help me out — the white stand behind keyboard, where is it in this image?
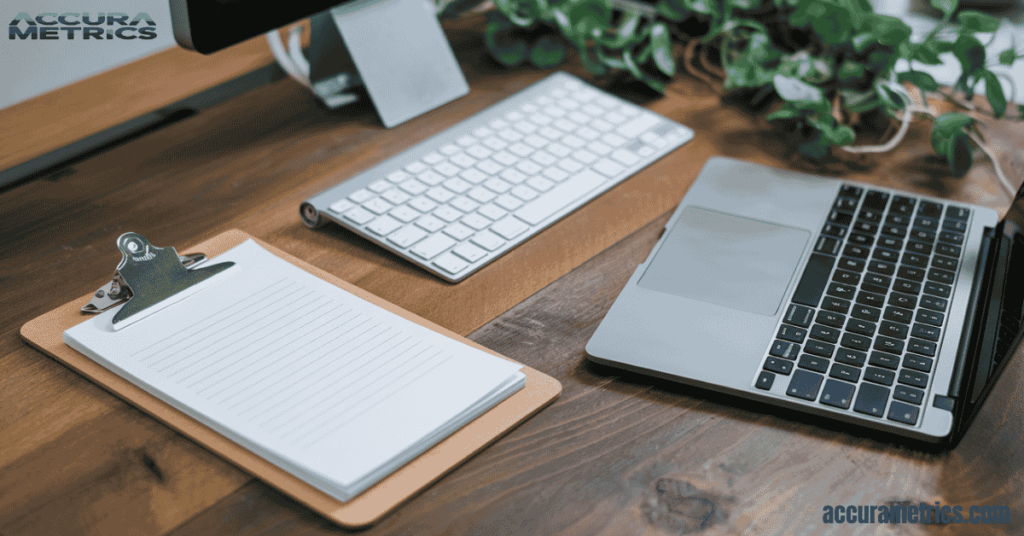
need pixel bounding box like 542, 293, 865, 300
301, 72, 694, 282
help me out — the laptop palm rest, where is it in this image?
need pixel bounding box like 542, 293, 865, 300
638, 206, 809, 316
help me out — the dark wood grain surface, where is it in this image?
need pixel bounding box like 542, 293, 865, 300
2, 18, 1023, 536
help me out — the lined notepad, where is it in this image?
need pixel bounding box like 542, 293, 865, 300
65, 240, 525, 501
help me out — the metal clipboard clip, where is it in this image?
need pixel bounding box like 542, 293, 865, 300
82, 233, 235, 327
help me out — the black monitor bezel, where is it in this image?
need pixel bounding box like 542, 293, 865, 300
170, 0, 344, 54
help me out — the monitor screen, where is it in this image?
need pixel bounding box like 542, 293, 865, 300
170, 0, 346, 53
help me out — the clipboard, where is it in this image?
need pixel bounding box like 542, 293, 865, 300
19, 229, 561, 528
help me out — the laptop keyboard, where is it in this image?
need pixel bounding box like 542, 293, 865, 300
756, 185, 972, 426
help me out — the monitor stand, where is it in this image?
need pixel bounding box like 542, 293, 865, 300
303, 0, 469, 128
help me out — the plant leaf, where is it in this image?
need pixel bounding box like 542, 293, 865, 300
897, 71, 939, 92
766, 107, 802, 121
953, 34, 986, 76
929, 0, 958, 19
773, 74, 824, 103
650, 23, 675, 76
484, 19, 529, 67
529, 34, 568, 68
958, 10, 1000, 33
930, 112, 975, 155
947, 133, 973, 177
870, 14, 912, 46
999, 47, 1019, 66
982, 70, 1007, 118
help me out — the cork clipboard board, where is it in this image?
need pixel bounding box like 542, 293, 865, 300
19, 229, 561, 528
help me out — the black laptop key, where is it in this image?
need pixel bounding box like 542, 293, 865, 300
784, 304, 814, 328
786, 369, 824, 400
864, 366, 895, 386
920, 295, 948, 312
907, 338, 937, 357
798, 354, 830, 373
903, 354, 933, 373
897, 266, 926, 282
853, 221, 879, 235
883, 306, 913, 324
764, 357, 793, 375
878, 236, 903, 251
835, 347, 867, 366
943, 219, 968, 232
820, 379, 856, 409
936, 243, 962, 257
850, 304, 881, 322
841, 332, 872, 351
860, 209, 884, 223
848, 233, 873, 246
887, 400, 920, 425
867, 260, 895, 275
874, 336, 904, 354
830, 363, 861, 383
862, 282, 885, 295
928, 268, 956, 285
869, 351, 901, 369
891, 195, 916, 214
805, 339, 836, 358
932, 255, 957, 270
846, 318, 876, 336
901, 252, 929, 268
810, 325, 841, 344
879, 321, 909, 339
822, 223, 848, 239
945, 205, 970, 220
832, 270, 860, 286
909, 228, 936, 243
916, 309, 944, 326
855, 291, 885, 308
863, 190, 890, 210
834, 196, 858, 212
918, 200, 942, 218
881, 224, 907, 238
844, 244, 870, 259
864, 272, 892, 289
777, 324, 807, 343
914, 216, 939, 230
828, 210, 853, 226
816, 310, 845, 328
837, 257, 865, 273
938, 231, 964, 245
872, 248, 899, 263
822, 295, 851, 314
827, 283, 856, 300
892, 279, 921, 295
770, 340, 801, 360
888, 292, 917, 309
840, 184, 864, 199
791, 254, 835, 307
911, 323, 941, 341
923, 281, 951, 298
886, 213, 911, 226
893, 384, 924, 405
756, 371, 775, 390
898, 369, 929, 388
815, 236, 842, 256
854, 383, 890, 417
906, 240, 933, 256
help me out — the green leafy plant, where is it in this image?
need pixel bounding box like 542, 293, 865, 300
440, 0, 1022, 186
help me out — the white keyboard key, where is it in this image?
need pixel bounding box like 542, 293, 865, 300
387, 170, 411, 183
434, 206, 463, 222
482, 137, 508, 150
527, 176, 554, 192
435, 162, 462, 177
444, 222, 475, 239
426, 187, 456, 203
349, 189, 375, 203
536, 95, 554, 105
462, 213, 491, 230
433, 253, 468, 274
557, 98, 579, 109
363, 198, 393, 214
471, 230, 506, 251
620, 105, 640, 116
344, 207, 375, 224
476, 159, 504, 175
521, 103, 538, 113
450, 153, 477, 168
411, 233, 456, 259
422, 152, 445, 164
640, 132, 659, 143
488, 119, 510, 130
538, 126, 562, 140
408, 196, 437, 213
590, 119, 614, 132
587, 141, 612, 155
516, 160, 543, 176
568, 111, 590, 124
500, 169, 527, 184
468, 186, 497, 203
577, 127, 601, 140
529, 113, 553, 126
648, 137, 668, 148
460, 168, 489, 184
367, 215, 402, 235
493, 151, 519, 166
368, 180, 391, 193
495, 194, 524, 211
390, 205, 420, 222
505, 111, 525, 122
543, 106, 566, 118
479, 204, 508, 220
638, 146, 656, 157
491, 216, 528, 240
572, 149, 598, 164
443, 178, 471, 194
499, 129, 524, 142
381, 189, 411, 205
611, 149, 640, 166
582, 104, 603, 116
450, 196, 480, 213
387, 225, 428, 248
554, 118, 576, 132
508, 143, 534, 157
524, 134, 548, 148
400, 179, 428, 195
596, 96, 618, 108
329, 199, 355, 214
543, 167, 569, 182
531, 151, 558, 166
605, 112, 626, 124
472, 127, 494, 138
514, 121, 538, 134
576, 89, 597, 102
601, 133, 627, 147
457, 135, 477, 147
417, 170, 445, 186
415, 214, 445, 232
562, 135, 585, 148
547, 143, 571, 157
484, 178, 512, 193
617, 113, 659, 137
511, 185, 539, 201
593, 158, 625, 177
551, 88, 568, 98
515, 169, 604, 225
440, 144, 461, 155
557, 159, 585, 173
466, 145, 492, 159
405, 161, 428, 174
453, 242, 487, 262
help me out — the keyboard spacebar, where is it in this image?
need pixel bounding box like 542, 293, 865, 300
515, 170, 605, 226
791, 253, 836, 307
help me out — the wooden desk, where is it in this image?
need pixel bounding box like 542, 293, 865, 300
2, 19, 1023, 536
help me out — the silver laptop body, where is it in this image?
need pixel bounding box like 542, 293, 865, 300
587, 157, 1000, 442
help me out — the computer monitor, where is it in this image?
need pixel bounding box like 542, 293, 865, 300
169, 0, 469, 127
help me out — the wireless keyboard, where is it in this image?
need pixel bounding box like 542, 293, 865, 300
301, 72, 693, 282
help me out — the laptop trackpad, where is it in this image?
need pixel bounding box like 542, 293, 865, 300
638, 206, 810, 316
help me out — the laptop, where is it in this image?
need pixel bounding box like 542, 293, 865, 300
586, 157, 1024, 444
